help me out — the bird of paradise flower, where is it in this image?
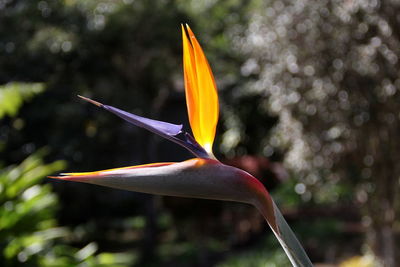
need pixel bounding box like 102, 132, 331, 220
49, 25, 313, 267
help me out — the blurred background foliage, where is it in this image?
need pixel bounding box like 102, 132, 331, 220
0, 83, 133, 266
0, 0, 398, 266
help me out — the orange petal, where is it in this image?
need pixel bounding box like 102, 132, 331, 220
182, 24, 219, 154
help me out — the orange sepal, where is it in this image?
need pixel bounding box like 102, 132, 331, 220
182, 24, 219, 155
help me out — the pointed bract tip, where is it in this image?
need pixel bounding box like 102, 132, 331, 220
78, 95, 103, 107
47, 175, 64, 180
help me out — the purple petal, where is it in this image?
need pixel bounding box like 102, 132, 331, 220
103, 105, 182, 136
78, 95, 210, 159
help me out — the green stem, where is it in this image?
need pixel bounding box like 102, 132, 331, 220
256, 199, 313, 267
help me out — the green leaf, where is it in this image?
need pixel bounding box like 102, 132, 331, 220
0, 82, 45, 118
